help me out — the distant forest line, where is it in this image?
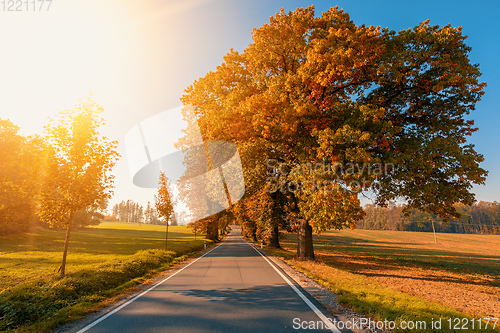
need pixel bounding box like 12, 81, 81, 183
109, 200, 182, 226
358, 201, 500, 234
110, 200, 500, 235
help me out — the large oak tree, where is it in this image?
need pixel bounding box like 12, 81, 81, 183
182, 6, 487, 259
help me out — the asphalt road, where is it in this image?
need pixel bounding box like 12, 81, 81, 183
74, 226, 347, 333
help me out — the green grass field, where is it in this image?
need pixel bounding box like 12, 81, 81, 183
0, 222, 210, 332
266, 230, 500, 333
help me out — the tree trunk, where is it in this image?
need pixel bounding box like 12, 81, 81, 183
165, 222, 169, 250
60, 223, 72, 277
296, 219, 314, 260
252, 228, 257, 242
219, 224, 226, 237
268, 225, 281, 248
206, 217, 219, 241
431, 220, 437, 244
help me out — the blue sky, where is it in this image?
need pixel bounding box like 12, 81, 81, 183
0, 0, 498, 208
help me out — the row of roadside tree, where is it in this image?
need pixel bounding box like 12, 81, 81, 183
179, 6, 488, 259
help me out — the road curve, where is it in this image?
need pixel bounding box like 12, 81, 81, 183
73, 226, 347, 333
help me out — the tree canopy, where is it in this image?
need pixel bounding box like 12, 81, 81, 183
38, 97, 119, 275
182, 6, 487, 258
0, 120, 45, 235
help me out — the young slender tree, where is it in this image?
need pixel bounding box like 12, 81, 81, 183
155, 172, 175, 250
38, 97, 119, 276
182, 6, 487, 259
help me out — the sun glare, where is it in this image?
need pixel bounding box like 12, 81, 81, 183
0, 0, 136, 135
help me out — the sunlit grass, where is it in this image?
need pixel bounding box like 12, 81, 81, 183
0, 222, 205, 289
0, 222, 210, 332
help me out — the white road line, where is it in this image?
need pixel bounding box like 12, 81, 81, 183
76, 243, 223, 333
249, 245, 341, 333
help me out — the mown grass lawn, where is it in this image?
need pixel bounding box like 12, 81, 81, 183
266, 230, 500, 332
0, 222, 211, 332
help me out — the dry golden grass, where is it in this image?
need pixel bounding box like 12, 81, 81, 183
270, 229, 500, 332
